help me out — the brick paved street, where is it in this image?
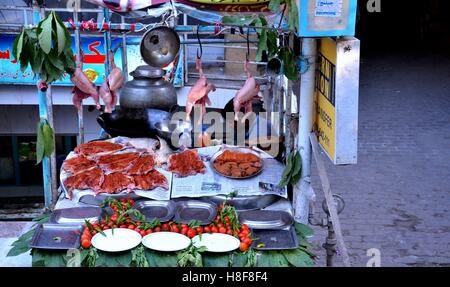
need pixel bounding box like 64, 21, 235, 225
309, 53, 450, 267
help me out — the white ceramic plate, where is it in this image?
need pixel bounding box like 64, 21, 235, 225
91, 228, 142, 252
192, 233, 240, 253
142, 232, 191, 252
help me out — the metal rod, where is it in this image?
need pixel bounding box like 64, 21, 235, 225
103, 8, 111, 75
46, 86, 58, 209
73, 6, 84, 144
188, 73, 268, 81
293, 38, 317, 223
187, 59, 265, 65
121, 16, 128, 82
33, 2, 52, 210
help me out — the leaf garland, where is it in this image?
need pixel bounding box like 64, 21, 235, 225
12, 11, 75, 84
36, 119, 55, 164
279, 150, 302, 187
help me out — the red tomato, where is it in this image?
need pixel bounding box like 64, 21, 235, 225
181, 227, 188, 235
120, 224, 127, 228
103, 226, 110, 230
171, 225, 180, 233
81, 235, 90, 242
196, 227, 203, 234
181, 224, 188, 229
140, 231, 146, 237
153, 227, 161, 232
128, 224, 135, 229
161, 223, 170, 231
243, 238, 252, 246
239, 242, 249, 252
241, 224, 249, 230
211, 226, 218, 233
146, 229, 153, 235
226, 229, 232, 235
240, 229, 249, 237
81, 239, 91, 249
204, 226, 211, 233
134, 228, 141, 233
92, 230, 98, 236
128, 199, 134, 206
219, 227, 226, 234
186, 228, 197, 239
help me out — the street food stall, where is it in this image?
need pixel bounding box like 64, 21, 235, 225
7, 0, 359, 267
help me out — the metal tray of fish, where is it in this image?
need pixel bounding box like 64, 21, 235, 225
130, 200, 176, 222
29, 223, 83, 250
173, 200, 217, 225
237, 210, 294, 230
49, 207, 102, 225
204, 194, 279, 211
252, 227, 299, 250
210, 147, 264, 179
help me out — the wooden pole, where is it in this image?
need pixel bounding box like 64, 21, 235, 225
310, 132, 351, 267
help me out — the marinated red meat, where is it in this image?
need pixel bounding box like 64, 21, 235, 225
63, 155, 97, 174
99, 172, 133, 194
74, 141, 124, 157
167, 149, 206, 177
64, 167, 104, 197
96, 152, 140, 174
126, 154, 155, 175
132, 170, 169, 190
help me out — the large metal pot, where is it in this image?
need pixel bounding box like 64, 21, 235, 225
120, 65, 177, 110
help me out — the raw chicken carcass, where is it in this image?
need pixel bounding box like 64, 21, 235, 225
70, 52, 100, 110
64, 167, 104, 198
99, 52, 123, 113
63, 155, 97, 174
99, 172, 134, 194
185, 57, 216, 124
167, 149, 206, 177
233, 60, 261, 122
99, 80, 117, 113
96, 152, 141, 174
131, 170, 169, 190
107, 51, 124, 92
126, 154, 156, 175
74, 141, 124, 157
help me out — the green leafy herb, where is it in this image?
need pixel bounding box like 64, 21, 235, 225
131, 245, 149, 267
13, 11, 75, 85
177, 244, 207, 267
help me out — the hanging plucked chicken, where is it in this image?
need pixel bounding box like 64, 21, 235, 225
70, 51, 101, 111
233, 31, 261, 122
99, 51, 124, 113
84, 0, 163, 12
185, 29, 216, 124
233, 60, 261, 122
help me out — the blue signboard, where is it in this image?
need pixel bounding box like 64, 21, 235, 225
0, 35, 123, 86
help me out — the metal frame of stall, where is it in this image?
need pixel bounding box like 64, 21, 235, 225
0, 0, 353, 267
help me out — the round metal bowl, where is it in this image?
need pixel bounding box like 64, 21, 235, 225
203, 194, 279, 211
210, 147, 264, 179
154, 119, 192, 148
140, 26, 180, 67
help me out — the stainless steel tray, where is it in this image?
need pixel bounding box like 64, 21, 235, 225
49, 207, 102, 225
78, 193, 142, 206
131, 200, 176, 222
29, 224, 83, 250
252, 227, 299, 250
237, 210, 294, 230
173, 200, 217, 225
204, 194, 279, 211
210, 147, 264, 179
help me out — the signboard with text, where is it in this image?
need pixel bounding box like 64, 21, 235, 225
313, 37, 359, 165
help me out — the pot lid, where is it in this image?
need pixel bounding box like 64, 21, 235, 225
130, 65, 163, 78
140, 26, 180, 67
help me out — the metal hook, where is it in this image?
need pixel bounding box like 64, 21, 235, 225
246, 28, 250, 62
196, 25, 202, 59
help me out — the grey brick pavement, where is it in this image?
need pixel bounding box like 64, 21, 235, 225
308, 53, 450, 267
